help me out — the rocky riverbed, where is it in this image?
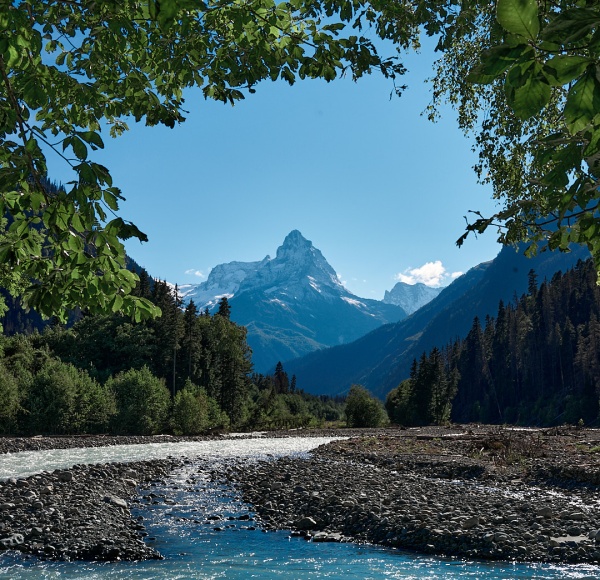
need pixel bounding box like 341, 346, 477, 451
0, 458, 181, 562
225, 426, 600, 565
2, 426, 600, 565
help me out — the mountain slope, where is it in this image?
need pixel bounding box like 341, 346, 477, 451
178, 231, 407, 372
285, 245, 590, 398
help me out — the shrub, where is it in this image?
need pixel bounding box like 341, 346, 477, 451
24, 359, 115, 434
385, 379, 415, 426
172, 380, 229, 435
345, 385, 387, 428
107, 366, 171, 435
0, 363, 20, 434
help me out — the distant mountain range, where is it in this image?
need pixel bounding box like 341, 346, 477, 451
178, 230, 415, 372
383, 282, 442, 314
284, 244, 590, 398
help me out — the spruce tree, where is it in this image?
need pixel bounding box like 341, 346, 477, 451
217, 296, 231, 320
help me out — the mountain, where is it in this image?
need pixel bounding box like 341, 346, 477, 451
285, 244, 590, 398
178, 231, 408, 372
179, 257, 270, 311
383, 282, 442, 314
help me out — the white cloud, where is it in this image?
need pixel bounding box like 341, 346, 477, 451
394, 261, 462, 287
185, 268, 206, 279
337, 273, 347, 287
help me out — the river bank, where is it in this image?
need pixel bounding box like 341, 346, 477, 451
0, 458, 181, 561
1, 425, 600, 565
225, 425, 600, 565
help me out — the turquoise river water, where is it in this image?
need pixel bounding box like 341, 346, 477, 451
0, 436, 599, 579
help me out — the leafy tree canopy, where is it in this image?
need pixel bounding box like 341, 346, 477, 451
4, 0, 600, 324
0, 0, 403, 321
418, 0, 600, 267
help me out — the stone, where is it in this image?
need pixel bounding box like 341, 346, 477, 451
56, 471, 73, 483
536, 507, 553, 518
462, 516, 479, 530
103, 495, 128, 509
551, 535, 588, 546
295, 517, 317, 531
0, 533, 24, 549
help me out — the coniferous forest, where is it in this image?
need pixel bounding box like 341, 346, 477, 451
3, 258, 600, 434
386, 259, 600, 427
0, 273, 344, 436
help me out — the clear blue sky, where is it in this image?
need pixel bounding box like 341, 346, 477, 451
48, 40, 502, 300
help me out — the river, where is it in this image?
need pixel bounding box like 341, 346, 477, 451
1, 436, 598, 579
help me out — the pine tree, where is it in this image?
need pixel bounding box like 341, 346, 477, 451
273, 361, 290, 394
217, 296, 231, 320
181, 300, 201, 384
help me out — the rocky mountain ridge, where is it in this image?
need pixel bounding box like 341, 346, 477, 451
383, 282, 442, 314
177, 231, 409, 371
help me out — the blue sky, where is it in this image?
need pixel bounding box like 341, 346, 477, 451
48, 40, 502, 300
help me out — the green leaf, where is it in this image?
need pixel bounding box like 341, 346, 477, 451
6, 45, 21, 67
76, 163, 97, 185
496, 0, 540, 40
111, 294, 124, 312
78, 131, 104, 150
564, 69, 600, 134
467, 44, 530, 84
510, 78, 550, 119
71, 136, 88, 161
544, 56, 591, 87
25, 138, 37, 153
543, 8, 600, 44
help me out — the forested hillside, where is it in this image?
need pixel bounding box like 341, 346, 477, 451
287, 244, 589, 398
0, 275, 343, 435
386, 259, 600, 427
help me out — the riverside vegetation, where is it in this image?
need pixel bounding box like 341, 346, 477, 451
2, 258, 600, 437
0, 276, 344, 436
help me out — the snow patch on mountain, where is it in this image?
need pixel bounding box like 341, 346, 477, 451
341, 296, 367, 309
178, 258, 268, 309
307, 276, 321, 293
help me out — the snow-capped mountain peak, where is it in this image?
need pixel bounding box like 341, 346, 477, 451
174, 231, 407, 370
238, 230, 343, 295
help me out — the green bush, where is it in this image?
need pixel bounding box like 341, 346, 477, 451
345, 385, 387, 428
172, 380, 229, 435
24, 359, 115, 434
0, 363, 20, 434
107, 366, 171, 435
385, 379, 415, 426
